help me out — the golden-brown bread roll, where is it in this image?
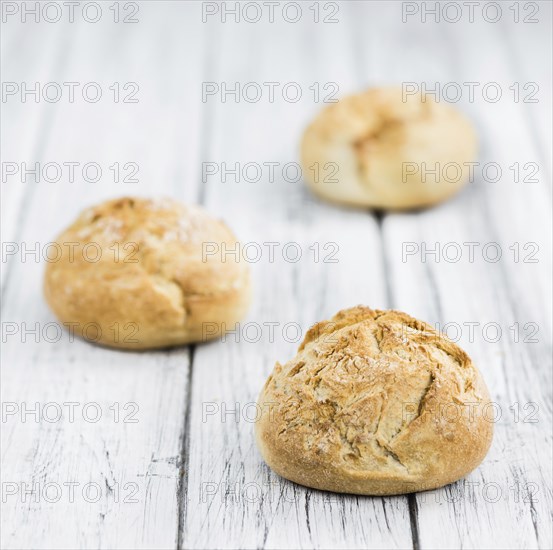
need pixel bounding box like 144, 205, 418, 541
44, 197, 251, 349
255, 306, 493, 495
301, 87, 477, 210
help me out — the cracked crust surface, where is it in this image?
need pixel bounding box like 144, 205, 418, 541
255, 306, 493, 495
44, 197, 251, 349
301, 87, 477, 210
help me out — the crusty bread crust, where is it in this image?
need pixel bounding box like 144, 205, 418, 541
255, 306, 493, 495
301, 87, 477, 210
44, 197, 251, 349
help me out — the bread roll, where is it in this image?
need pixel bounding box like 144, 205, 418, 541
301, 87, 477, 210
255, 306, 493, 495
44, 197, 251, 349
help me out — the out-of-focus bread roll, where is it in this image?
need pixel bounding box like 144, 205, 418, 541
301, 87, 477, 209
44, 197, 251, 349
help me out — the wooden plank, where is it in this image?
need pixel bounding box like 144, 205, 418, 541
1, 340, 189, 549
501, 1, 552, 183
1, 4, 206, 548
182, 9, 413, 549
1, 22, 72, 292
355, 8, 553, 549
384, 206, 552, 550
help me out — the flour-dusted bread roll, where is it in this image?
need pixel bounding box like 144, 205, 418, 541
301, 87, 477, 210
255, 306, 493, 495
44, 197, 251, 349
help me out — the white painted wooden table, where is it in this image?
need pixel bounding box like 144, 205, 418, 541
1, 1, 552, 548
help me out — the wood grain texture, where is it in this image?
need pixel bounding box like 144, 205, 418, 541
181, 13, 413, 550
1, 5, 205, 549
1, 1, 551, 549
0, 22, 72, 293
351, 3, 552, 548
502, 1, 552, 184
